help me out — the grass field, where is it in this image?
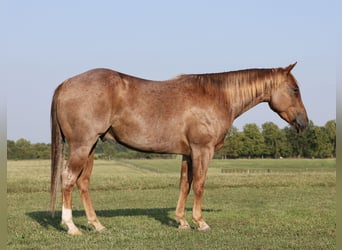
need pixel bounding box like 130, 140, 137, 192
7, 158, 336, 249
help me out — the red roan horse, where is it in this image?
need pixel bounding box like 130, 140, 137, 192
51, 63, 308, 234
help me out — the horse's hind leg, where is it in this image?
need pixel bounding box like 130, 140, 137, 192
191, 146, 213, 231
61, 144, 93, 235
175, 155, 193, 229
76, 149, 106, 232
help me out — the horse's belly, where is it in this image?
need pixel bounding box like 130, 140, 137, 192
110, 124, 189, 155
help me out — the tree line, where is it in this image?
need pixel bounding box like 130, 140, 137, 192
7, 119, 335, 160
215, 120, 335, 159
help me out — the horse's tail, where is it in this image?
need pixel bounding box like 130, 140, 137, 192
50, 83, 65, 217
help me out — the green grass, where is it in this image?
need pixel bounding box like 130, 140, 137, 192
7, 158, 336, 249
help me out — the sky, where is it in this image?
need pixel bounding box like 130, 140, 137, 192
3, 1, 336, 143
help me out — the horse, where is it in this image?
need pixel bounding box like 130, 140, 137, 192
50, 63, 308, 235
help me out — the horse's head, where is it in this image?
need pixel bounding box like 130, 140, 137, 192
269, 63, 308, 132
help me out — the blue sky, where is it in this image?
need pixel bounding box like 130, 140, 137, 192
3, 1, 336, 143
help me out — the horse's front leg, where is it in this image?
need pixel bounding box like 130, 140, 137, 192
175, 155, 193, 229
191, 146, 213, 231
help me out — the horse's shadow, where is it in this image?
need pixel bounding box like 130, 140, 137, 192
27, 208, 220, 232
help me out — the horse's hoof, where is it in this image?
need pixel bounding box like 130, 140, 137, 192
61, 220, 82, 235
97, 226, 108, 233
88, 220, 107, 233
68, 228, 82, 235
198, 224, 210, 231
196, 221, 210, 231
178, 224, 191, 230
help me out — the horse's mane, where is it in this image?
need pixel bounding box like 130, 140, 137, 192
175, 68, 283, 105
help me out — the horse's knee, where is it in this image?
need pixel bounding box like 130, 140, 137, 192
193, 179, 205, 196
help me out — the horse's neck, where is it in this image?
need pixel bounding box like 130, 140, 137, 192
232, 94, 267, 119
227, 78, 273, 119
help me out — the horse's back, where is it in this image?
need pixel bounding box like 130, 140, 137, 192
60, 68, 122, 89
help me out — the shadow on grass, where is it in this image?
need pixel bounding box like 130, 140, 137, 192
27, 207, 220, 231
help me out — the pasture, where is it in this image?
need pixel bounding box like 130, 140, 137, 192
7, 158, 336, 249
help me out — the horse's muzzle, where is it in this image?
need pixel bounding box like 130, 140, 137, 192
293, 112, 309, 133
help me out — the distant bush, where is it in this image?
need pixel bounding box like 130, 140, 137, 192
7, 139, 50, 160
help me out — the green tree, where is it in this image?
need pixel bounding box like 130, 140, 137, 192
241, 123, 264, 158
262, 122, 289, 158
32, 143, 50, 159
215, 126, 244, 159
15, 138, 34, 159
283, 126, 305, 158
7, 140, 17, 159
101, 141, 118, 160
225, 127, 245, 158
324, 120, 336, 157
316, 126, 333, 158
300, 120, 332, 158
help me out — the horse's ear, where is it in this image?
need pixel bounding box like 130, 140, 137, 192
284, 62, 297, 74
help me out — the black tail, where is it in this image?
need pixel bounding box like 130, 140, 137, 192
50, 84, 65, 217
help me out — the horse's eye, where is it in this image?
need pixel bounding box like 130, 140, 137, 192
293, 87, 299, 96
